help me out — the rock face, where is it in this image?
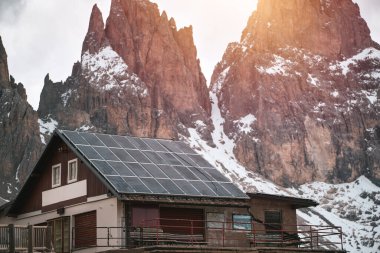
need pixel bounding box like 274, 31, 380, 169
211, 0, 380, 186
0, 37, 9, 88
0, 36, 42, 199
38, 0, 211, 140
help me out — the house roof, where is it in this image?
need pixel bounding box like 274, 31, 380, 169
247, 192, 318, 209
57, 130, 248, 200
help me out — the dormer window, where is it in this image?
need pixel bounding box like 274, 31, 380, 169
52, 164, 61, 188
68, 159, 78, 183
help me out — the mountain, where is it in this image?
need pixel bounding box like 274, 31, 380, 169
210, 0, 380, 187
0, 36, 42, 199
38, 0, 212, 140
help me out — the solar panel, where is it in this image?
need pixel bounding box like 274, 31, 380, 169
205, 182, 231, 196
157, 179, 184, 195
106, 176, 135, 193
174, 154, 198, 167
108, 161, 135, 177
126, 149, 151, 163
110, 148, 136, 162
79, 132, 104, 146
143, 151, 166, 164
125, 163, 152, 177
63, 131, 88, 145
191, 181, 217, 196
158, 165, 184, 179
123, 177, 152, 193
60, 130, 248, 199
188, 167, 214, 181
143, 139, 168, 152
173, 166, 199, 180
92, 160, 118, 175
175, 142, 197, 154
96, 134, 121, 148
173, 180, 201, 196
158, 140, 183, 153
112, 136, 136, 149
93, 146, 119, 161
187, 154, 213, 168
141, 163, 168, 178
159, 152, 183, 165
76, 145, 103, 160
129, 137, 152, 150
140, 178, 167, 194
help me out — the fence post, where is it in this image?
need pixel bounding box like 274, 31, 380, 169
28, 225, 34, 253
8, 224, 15, 253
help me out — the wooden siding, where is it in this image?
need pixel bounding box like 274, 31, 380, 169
160, 207, 204, 235
16, 138, 108, 214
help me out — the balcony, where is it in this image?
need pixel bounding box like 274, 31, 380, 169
72, 218, 344, 252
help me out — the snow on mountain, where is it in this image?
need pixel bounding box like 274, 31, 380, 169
291, 176, 380, 253
183, 91, 290, 196
38, 116, 58, 144
81, 46, 148, 97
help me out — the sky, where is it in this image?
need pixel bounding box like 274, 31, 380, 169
0, 0, 379, 110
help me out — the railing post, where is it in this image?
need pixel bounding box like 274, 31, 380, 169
8, 224, 15, 253
107, 227, 110, 247
309, 226, 313, 249
191, 220, 194, 244
340, 227, 343, 251
316, 228, 319, 248
222, 222, 225, 247
27, 225, 34, 253
46, 226, 52, 251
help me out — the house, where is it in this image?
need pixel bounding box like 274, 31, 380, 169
0, 130, 343, 253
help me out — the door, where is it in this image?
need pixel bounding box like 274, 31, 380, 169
74, 211, 97, 248
47, 217, 70, 253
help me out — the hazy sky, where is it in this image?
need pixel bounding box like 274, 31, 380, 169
0, 0, 378, 110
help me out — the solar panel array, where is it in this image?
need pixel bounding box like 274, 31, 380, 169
60, 130, 248, 199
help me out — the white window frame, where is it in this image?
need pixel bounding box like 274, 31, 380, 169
52, 164, 61, 188
67, 158, 78, 183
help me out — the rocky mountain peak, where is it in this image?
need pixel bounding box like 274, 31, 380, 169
211, 0, 380, 187
242, 0, 376, 58
0, 38, 42, 199
38, 0, 211, 140
82, 4, 106, 55
0, 36, 10, 88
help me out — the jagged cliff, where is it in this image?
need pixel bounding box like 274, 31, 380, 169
210, 0, 380, 187
0, 36, 42, 199
38, 0, 211, 139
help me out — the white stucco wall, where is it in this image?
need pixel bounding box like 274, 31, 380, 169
0, 195, 125, 253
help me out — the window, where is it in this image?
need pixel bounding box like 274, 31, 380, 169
232, 214, 252, 230
52, 164, 61, 188
264, 210, 282, 233
67, 159, 78, 183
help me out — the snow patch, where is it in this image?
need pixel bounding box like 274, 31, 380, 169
38, 117, 58, 144
212, 67, 230, 93
233, 114, 257, 134
61, 89, 72, 107
257, 55, 293, 76
290, 176, 380, 253
82, 46, 148, 97
329, 47, 380, 75
361, 90, 378, 104
330, 90, 339, 97
307, 74, 319, 86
